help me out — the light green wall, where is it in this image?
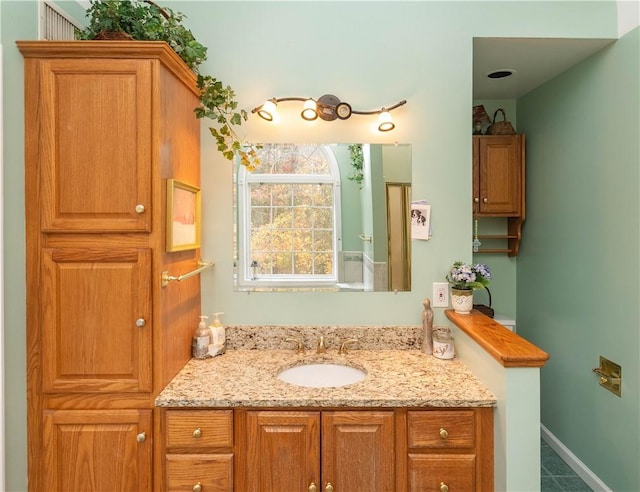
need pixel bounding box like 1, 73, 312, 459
334, 144, 364, 252
190, 0, 617, 326
2, 1, 620, 490
369, 144, 387, 263
382, 144, 411, 183
2, 2, 38, 489
517, 27, 640, 491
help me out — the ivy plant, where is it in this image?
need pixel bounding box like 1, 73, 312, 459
194, 75, 259, 170
76, 0, 258, 169
347, 144, 365, 188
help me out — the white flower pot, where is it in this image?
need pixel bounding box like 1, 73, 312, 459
451, 288, 473, 314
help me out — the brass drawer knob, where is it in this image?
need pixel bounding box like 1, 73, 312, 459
440, 482, 449, 492
439, 428, 448, 439
135, 318, 146, 328
193, 427, 202, 438
135, 204, 146, 214
325, 483, 334, 492
308, 482, 318, 492
136, 432, 146, 443
192, 482, 202, 492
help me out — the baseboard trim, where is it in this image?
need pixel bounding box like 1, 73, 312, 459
540, 424, 611, 492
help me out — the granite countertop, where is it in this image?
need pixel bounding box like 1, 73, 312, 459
155, 348, 496, 408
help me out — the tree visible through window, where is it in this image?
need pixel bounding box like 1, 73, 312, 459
237, 144, 341, 287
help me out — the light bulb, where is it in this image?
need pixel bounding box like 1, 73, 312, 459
301, 99, 318, 121
377, 110, 395, 132
257, 99, 277, 121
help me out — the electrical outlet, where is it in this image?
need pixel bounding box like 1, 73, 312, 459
432, 282, 449, 307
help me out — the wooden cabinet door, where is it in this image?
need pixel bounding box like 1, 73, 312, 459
38, 58, 152, 232
42, 409, 152, 492
245, 411, 320, 492
322, 411, 395, 492
41, 248, 152, 393
475, 135, 522, 216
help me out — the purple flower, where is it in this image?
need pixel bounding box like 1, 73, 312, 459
473, 263, 491, 280
446, 261, 491, 290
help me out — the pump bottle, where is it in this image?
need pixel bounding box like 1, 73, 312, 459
192, 315, 210, 359
208, 312, 226, 357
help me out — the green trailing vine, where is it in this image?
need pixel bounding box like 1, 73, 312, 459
76, 0, 259, 169
347, 144, 365, 187
193, 75, 259, 170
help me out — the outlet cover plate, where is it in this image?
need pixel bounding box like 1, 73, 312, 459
433, 282, 449, 307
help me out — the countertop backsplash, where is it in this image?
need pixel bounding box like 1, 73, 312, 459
225, 325, 423, 351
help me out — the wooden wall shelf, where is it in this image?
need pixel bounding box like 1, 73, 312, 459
472, 135, 526, 256
473, 217, 524, 257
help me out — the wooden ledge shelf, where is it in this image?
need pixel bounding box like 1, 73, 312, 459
446, 309, 549, 368
477, 234, 519, 239
474, 248, 513, 255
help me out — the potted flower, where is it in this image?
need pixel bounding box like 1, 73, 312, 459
445, 261, 491, 314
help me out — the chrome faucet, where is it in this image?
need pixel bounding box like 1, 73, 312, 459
317, 336, 327, 354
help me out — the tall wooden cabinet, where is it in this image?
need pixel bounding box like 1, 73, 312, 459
19, 41, 202, 491
472, 135, 526, 256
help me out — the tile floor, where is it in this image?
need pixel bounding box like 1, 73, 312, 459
541, 438, 592, 491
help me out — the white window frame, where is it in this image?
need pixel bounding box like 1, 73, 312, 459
39, 1, 82, 40
237, 145, 342, 289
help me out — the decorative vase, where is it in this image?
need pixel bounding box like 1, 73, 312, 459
451, 288, 473, 314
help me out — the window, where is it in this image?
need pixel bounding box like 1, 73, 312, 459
40, 2, 81, 40
237, 144, 341, 289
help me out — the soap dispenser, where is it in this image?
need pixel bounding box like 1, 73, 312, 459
192, 315, 210, 359
208, 312, 226, 357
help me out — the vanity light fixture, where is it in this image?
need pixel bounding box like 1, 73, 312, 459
252, 94, 407, 132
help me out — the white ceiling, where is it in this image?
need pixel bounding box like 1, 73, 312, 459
473, 37, 615, 99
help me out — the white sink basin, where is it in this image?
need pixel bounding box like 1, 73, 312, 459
278, 363, 367, 388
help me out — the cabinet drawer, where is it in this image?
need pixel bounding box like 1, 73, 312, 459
408, 454, 475, 491
408, 410, 475, 448
166, 454, 233, 491
166, 410, 233, 450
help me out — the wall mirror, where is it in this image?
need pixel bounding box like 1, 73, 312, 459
233, 143, 412, 292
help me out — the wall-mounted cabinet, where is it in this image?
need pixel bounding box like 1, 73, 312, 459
472, 135, 526, 256
19, 41, 201, 491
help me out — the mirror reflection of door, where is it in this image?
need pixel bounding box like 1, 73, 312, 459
386, 183, 411, 291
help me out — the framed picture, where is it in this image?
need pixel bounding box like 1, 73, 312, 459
166, 179, 201, 252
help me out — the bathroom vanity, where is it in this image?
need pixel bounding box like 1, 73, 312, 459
155, 327, 496, 491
